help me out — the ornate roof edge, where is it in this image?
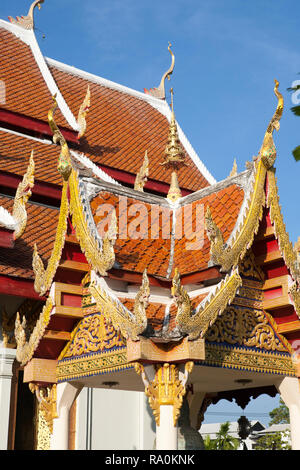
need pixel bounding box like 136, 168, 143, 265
68, 168, 116, 276
45, 57, 216, 186
32, 179, 69, 296
266, 168, 300, 282
205, 158, 266, 272
15, 284, 55, 366
70, 150, 121, 186
0, 150, 35, 238
0, 19, 79, 131
175, 268, 242, 340
88, 270, 147, 341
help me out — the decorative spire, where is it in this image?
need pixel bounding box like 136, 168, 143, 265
8, 0, 44, 30
161, 89, 187, 202
77, 85, 91, 139
48, 94, 72, 181
144, 42, 175, 100
259, 79, 284, 169
162, 89, 186, 168
134, 150, 149, 192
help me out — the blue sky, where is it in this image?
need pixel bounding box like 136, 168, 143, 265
1, 0, 299, 425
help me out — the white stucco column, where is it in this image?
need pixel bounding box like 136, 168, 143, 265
50, 382, 82, 450
156, 405, 178, 450
0, 348, 16, 450
276, 376, 300, 450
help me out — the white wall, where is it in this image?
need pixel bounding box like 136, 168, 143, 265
76, 387, 155, 450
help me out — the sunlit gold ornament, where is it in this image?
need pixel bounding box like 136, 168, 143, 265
259, 79, 284, 169
135, 361, 194, 426
12, 151, 35, 240
134, 150, 149, 192
48, 94, 72, 181
77, 85, 91, 139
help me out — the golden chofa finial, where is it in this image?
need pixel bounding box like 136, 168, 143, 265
144, 42, 175, 100
259, 79, 284, 169
8, 0, 44, 30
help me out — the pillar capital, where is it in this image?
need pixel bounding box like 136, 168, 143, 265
135, 361, 193, 427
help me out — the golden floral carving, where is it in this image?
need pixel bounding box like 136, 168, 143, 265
15, 296, 54, 366
135, 362, 193, 426
206, 305, 287, 352
238, 250, 264, 282
267, 169, 300, 282
62, 313, 125, 358
32, 180, 69, 296
69, 169, 116, 276
174, 268, 242, 341
134, 150, 149, 192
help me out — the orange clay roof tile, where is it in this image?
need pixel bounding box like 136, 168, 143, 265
48, 64, 210, 192
0, 195, 59, 279
0, 28, 69, 129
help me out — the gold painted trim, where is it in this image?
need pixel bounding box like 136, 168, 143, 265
88, 271, 148, 341
12, 150, 35, 240
32, 180, 69, 296
266, 168, 300, 282
175, 268, 242, 340
204, 343, 296, 376
57, 349, 130, 382
15, 296, 54, 366
69, 169, 116, 276
77, 85, 91, 139
8, 0, 44, 30
206, 159, 267, 272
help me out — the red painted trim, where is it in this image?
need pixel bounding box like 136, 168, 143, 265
0, 274, 46, 300
97, 164, 193, 196
0, 108, 78, 143
0, 171, 62, 201
0, 228, 15, 248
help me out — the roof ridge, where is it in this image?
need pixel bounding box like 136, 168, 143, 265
0, 20, 79, 131
46, 57, 216, 186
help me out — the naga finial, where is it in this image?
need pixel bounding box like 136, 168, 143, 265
101, 208, 117, 273
259, 79, 284, 169
205, 206, 224, 265
162, 88, 186, 168
144, 42, 175, 100
12, 150, 35, 240
8, 0, 45, 30
77, 85, 91, 139
171, 268, 192, 328
133, 269, 150, 334
134, 150, 149, 192
48, 94, 72, 181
